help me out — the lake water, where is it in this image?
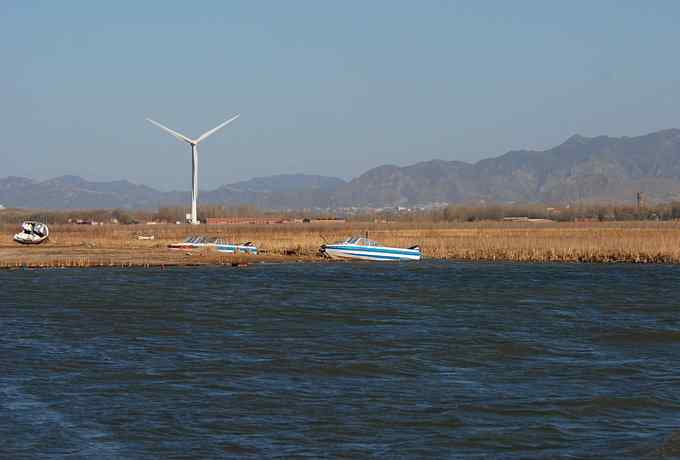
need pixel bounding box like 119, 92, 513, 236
1, 262, 680, 459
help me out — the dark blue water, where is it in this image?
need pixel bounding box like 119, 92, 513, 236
2, 262, 680, 459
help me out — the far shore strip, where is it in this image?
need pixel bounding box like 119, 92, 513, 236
3, 221, 680, 268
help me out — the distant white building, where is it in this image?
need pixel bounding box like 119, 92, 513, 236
0, 204, 5, 210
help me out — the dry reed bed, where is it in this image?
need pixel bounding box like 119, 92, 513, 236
1, 221, 680, 267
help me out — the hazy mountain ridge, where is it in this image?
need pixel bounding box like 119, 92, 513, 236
3, 129, 680, 209
0, 174, 346, 210
335, 128, 680, 206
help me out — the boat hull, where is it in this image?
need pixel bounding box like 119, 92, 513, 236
216, 244, 257, 255
322, 244, 421, 261
13, 235, 49, 245
168, 243, 197, 250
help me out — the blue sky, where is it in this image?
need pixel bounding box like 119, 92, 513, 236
2, 1, 680, 190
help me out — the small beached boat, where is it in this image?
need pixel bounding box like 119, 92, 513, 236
320, 237, 421, 261
215, 241, 257, 255
14, 221, 49, 245
168, 236, 257, 255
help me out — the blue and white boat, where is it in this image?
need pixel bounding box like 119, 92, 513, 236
215, 241, 257, 255
320, 237, 421, 261
168, 236, 257, 255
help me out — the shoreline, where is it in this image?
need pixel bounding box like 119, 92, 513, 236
0, 248, 326, 270
1, 249, 679, 270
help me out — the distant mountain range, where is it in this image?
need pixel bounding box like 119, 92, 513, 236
3, 128, 680, 210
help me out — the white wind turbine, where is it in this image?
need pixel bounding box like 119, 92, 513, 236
146, 114, 240, 225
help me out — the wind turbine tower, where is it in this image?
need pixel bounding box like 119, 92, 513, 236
146, 114, 240, 224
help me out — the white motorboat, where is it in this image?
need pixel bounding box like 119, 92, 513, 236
14, 221, 49, 245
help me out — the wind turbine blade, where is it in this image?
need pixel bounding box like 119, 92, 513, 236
146, 118, 194, 144
195, 114, 240, 143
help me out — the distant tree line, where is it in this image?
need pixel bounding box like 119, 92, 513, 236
351, 202, 680, 223
0, 205, 268, 225
2, 202, 680, 225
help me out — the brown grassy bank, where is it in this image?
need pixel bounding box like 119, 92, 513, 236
2, 221, 680, 268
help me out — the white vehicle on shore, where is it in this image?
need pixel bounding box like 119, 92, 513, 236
14, 221, 49, 245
